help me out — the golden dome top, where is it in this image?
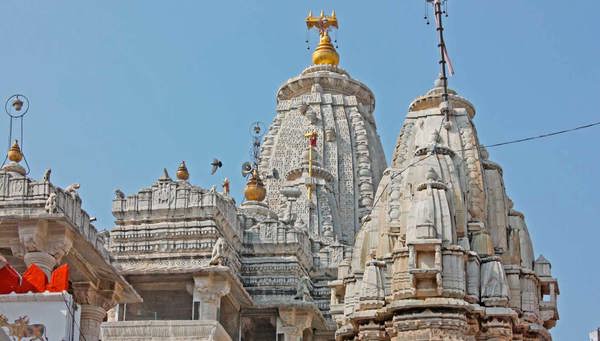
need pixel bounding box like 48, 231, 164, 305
176, 161, 189, 181
312, 33, 339, 66
7, 140, 23, 163
244, 169, 266, 202
306, 10, 340, 66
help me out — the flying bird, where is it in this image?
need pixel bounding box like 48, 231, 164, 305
210, 159, 223, 175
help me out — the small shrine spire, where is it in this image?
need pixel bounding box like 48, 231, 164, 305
306, 10, 339, 65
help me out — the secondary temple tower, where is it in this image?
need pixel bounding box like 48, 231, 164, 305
329, 2, 559, 340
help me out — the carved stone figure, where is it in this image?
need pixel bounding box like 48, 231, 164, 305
294, 276, 312, 301
209, 237, 227, 266
44, 193, 57, 214
65, 183, 80, 198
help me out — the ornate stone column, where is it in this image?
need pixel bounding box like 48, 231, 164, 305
193, 275, 231, 320
79, 305, 106, 341
73, 281, 116, 341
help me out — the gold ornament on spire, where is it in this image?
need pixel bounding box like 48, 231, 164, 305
304, 130, 318, 200
306, 10, 339, 65
7, 140, 23, 163
244, 169, 266, 202
176, 161, 189, 180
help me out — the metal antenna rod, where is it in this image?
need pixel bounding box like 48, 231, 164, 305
430, 0, 450, 121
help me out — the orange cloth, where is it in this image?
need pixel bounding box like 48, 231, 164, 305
0, 264, 21, 294
47, 263, 69, 292
17, 264, 47, 293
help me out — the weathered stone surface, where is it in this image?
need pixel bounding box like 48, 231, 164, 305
333, 78, 559, 340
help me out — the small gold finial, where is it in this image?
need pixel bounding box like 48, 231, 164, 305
7, 140, 23, 163
176, 161, 189, 181
244, 169, 266, 202
306, 10, 340, 66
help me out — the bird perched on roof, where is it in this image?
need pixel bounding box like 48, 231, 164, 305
210, 159, 223, 175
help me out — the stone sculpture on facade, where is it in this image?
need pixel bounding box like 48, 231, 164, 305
295, 276, 313, 302
44, 192, 57, 214
209, 237, 227, 266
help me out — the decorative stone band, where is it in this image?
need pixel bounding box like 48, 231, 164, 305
408, 91, 476, 118
286, 166, 334, 182
101, 320, 231, 341
277, 65, 374, 108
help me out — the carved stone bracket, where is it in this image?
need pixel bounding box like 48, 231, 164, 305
193, 274, 231, 320
278, 307, 314, 341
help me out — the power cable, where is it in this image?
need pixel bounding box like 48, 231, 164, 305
60, 292, 88, 341
364, 119, 600, 227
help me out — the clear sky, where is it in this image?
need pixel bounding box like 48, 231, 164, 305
0, 1, 597, 338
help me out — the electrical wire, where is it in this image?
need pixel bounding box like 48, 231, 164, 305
364, 118, 600, 226
60, 292, 88, 341
480, 121, 600, 150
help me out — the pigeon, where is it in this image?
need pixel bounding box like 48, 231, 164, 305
210, 159, 223, 175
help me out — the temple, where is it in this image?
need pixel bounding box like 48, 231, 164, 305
0, 7, 558, 341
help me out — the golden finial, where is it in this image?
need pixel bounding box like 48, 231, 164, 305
176, 161, 189, 181
244, 169, 266, 202
306, 10, 339, 65
7, 140, 23, 163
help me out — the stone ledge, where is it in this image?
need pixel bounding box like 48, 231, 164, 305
101, 320, 231, 341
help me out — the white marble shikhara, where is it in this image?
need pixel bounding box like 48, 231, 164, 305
0, 64, 558, 341
330, 78, 559, 340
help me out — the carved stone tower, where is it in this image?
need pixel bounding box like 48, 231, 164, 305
258, 12, 386, 250
330, 76, 560, 340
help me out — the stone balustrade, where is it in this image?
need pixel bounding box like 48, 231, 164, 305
0, 172, 107, 260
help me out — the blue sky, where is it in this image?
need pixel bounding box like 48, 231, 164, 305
0, 1, 598, 338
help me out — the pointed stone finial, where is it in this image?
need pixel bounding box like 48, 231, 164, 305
159, 168, 171, 181
176, 161, 189, 181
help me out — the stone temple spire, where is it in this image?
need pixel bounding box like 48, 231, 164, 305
330, 3, 559, 339
256, 10, 386, 257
